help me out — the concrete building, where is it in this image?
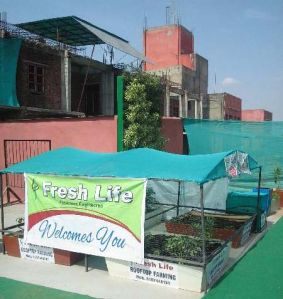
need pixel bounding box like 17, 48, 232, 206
143, 24, 208, 119
208, 93, 242, 120
242, 109, 272, 122
0, 17, 187, 205
0, 16, 147, 120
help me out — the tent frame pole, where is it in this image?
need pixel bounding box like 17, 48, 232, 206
0, 174, 5, 254
176, 181, 181, 216
200, 184, 207, 292
256, 166, 262, 233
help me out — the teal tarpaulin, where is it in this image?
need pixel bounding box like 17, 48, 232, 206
183, 119, 283, 188
0, 147, 258, 184
0, 38, 22, 107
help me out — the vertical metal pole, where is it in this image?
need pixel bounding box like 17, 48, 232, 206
117, 76, 124, 152
76, 44, 95, 111
0, 174, 5, 254
200, 184, 207, 292
256, 167, 262, 232
85, 254, 88, 272
176, 181, 181, 216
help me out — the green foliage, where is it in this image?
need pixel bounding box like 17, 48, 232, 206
123, 71, 165, 150
164, 236, 202, 258
171, 213, 215, 239
145, 187, 158, 213
273, 166, 282, 189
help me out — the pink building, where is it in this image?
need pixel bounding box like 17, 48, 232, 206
241, 109, 272, 121
144, 25, 195, 71
143, 24, 209, 119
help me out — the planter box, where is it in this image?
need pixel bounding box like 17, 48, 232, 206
273, 189, 283, 208
53, 248, 84, 266
165, 211, 255, 248
270, 198, 280, 214
106, 241, 231, 292
3, 234, 21, 257
2, 234, 83, 265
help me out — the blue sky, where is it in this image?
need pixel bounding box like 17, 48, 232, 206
2, 0, 283, 120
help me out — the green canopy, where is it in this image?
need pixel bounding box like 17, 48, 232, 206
0, 38, 21, 107
0, 147, 258, 184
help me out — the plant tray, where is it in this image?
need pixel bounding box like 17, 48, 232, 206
165, 211, 255, 248
144, 233, 224, 263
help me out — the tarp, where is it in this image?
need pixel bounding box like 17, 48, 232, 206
0, 38, 21, 107
0, 147, 258, 184
183, 119, 283, 188
17, 16, 147, 61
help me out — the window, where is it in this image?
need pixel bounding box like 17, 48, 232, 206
28, 64, 44, 94
170, 97, 180, 117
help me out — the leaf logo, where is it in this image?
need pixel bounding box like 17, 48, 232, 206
31, 179, 39, 199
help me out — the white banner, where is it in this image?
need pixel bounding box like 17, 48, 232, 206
18, 238, 55, 263
24, 174, 147, 264
129, 259, 178, 288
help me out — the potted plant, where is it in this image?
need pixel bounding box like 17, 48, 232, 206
272, 166, 283, 210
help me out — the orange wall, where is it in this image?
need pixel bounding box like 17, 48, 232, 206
242, 109, 272, 121
161, 117, 184, 154
0, 117, 117, 169
0, 117, 117, 203
144, 25, 194, 71
0, 116, 184, 203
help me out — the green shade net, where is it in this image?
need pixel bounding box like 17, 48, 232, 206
183, 119, 283, 189
0, 38, 21, 107
0, 147, 257, 184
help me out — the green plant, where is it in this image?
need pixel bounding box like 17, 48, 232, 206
273, 166, 282, 189
145, 187, 158, 213
171, 213, 215, 239
123, 71, 165, 150
272, 166, 282, 201
164, 236, 202, 258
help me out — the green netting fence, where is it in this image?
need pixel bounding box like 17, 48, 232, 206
183, 119, 283, 189
0, 38, 22, 107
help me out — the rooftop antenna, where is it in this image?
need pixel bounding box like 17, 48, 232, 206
166, 6, 170, 24
143, 14, 148, 31
166, 0, 178, 25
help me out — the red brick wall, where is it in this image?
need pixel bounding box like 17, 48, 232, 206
144, 25, 194, 71
16, 42, 61, 109
161, 117, 183, 154
224, 93, 242, 120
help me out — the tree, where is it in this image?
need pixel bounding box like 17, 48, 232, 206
123, 72, 165, 150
